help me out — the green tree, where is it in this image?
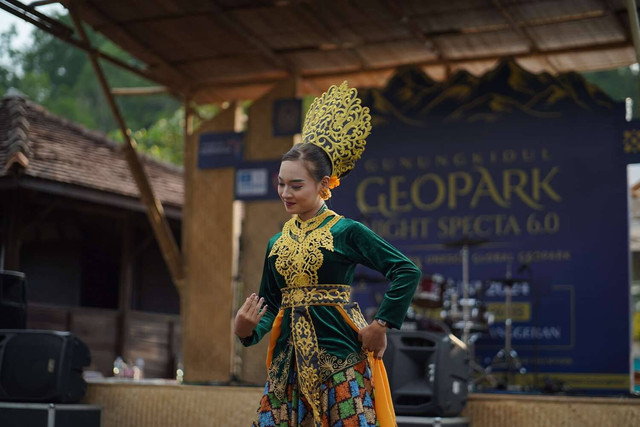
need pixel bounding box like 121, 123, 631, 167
582, 65, 640, 117
108, 104, 219, 165
2, 11, 181, 144
0, 25, 20, 94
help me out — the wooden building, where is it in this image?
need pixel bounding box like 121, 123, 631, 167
0, 92, 183, 379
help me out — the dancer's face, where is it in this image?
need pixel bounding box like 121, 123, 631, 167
278, 160, 325, 221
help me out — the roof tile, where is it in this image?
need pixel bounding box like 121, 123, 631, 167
0, 95, 183, 207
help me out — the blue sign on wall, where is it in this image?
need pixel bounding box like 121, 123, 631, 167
235, 160, 281, 201
273, 98, 302, 136
335, 61, 630, 392
197, 131, 244, 169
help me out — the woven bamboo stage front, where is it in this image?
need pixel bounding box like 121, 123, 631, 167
83, 381, 640, 427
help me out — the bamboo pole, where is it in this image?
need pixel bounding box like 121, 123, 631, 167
111, 87, 169, 96
627, 0, 640, 115
69, 4, 184, 292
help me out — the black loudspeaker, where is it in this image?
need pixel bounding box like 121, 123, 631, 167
383, 330, 469, 417
0, 330, 91, 403
0, 402, 102, 427
0, 271, 27, 329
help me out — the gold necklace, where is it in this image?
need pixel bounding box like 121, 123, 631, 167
292, 205, 330, 240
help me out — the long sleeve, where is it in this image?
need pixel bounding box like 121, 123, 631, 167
342, 221, 421, 329
239, 237, 282, 347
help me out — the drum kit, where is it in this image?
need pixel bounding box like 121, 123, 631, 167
411, 236, 527, 390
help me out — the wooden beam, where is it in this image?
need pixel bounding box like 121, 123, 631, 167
69, 4, 185, 292
29, 0, 59, 7
6, 177, 182, 220
491, 0, 558, 73
72, 0, 193, 89
601, 0, 631, 41
191, 40, 634, 92
0, 0, 72, 37
111, 86, 169, 96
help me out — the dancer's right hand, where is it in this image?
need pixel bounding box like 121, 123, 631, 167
234, 293, 267, 339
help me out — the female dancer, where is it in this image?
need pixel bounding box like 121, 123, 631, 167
234, 82, 421, 427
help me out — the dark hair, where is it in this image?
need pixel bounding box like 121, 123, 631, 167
281, 143, 332, 183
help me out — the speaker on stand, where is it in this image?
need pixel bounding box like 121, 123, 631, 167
383, 330, 470, 418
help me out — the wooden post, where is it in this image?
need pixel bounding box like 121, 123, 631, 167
182, 103, 240, 382
117, 214, 133, 359
2, 190, 22, 271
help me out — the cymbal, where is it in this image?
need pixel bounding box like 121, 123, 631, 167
490, 277, 528, 286
441, 236, 490, 248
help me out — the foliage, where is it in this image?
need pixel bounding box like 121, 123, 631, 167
0, 12, 182, 164
582, 65, 640, 117
109, 108, 185, 165
108, 104, 219, 165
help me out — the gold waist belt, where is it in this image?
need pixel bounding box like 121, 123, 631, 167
276, 284, 351, 421
281, 284, 350, 308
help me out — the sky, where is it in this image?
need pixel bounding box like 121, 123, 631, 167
0, 4, 66, 63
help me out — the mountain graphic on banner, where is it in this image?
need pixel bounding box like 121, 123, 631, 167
360, 59, 617, 126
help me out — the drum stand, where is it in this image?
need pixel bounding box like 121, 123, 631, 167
442, 237, 504, 389
485, 276, 526, 389
453, 240, 497, 388
442, 237, 487, 347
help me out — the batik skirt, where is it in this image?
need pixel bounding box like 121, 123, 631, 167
252, 359, 379, 427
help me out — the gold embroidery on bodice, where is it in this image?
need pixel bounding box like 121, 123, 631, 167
269, 209, 342, 286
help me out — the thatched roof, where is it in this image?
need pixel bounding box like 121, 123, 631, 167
0, 93, 183, 216
69, 0, 637, 103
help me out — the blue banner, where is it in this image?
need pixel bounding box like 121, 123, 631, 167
273, 98, 302, 136
334, 61, 630, 392
197, 131, 244, 169
235, 160, 281, 201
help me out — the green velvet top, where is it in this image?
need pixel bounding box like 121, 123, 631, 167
241, 208, 421, 407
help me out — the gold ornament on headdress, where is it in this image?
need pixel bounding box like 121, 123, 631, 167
302, 81, 371, 180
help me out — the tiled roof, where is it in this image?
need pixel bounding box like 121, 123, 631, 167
0, 94, 183, 208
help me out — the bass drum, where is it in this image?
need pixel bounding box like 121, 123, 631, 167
412, 274, 446, 309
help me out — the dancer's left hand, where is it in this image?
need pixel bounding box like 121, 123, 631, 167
358, 321, 387, 359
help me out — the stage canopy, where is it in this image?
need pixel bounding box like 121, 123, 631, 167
5, 0, 638, 103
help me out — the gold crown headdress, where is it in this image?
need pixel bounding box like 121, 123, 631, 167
302, 81, 371, 183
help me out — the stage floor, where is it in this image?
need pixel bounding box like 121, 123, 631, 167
83, 380, 640, 427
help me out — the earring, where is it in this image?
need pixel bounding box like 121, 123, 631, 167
319, 188, 331, 200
